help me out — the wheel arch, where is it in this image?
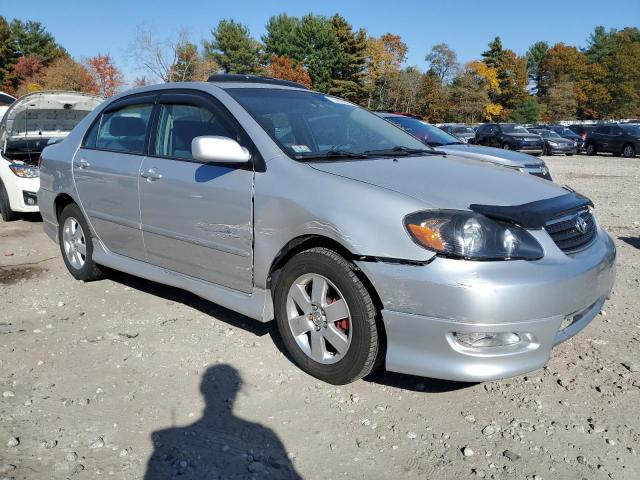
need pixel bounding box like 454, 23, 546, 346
54, 192, 77, 220
267, 234, 384, 313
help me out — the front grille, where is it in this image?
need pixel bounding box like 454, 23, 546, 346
545, 208, 596, 253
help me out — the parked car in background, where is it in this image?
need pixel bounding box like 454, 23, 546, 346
0, 91, 102, 221
585, 123, 640, 157
528, 128, 578, 156
542, 125, 585, 152
568, 124, 596, 141
474, 123, 544, 155
439, 124, 476, 143
0, 91, 16, 120
39, 75, 615, 385
378, 113, 552, 180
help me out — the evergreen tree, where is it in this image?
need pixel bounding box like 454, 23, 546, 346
10, 19, 66, 65
0, 17, 17, 90
481, 37, 506, 69
204, 20, 261, 74
328, 14, 368, 103
525, 41, 549, 90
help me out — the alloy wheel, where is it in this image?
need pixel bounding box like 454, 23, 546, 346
286, 273, 352, 365
62, 217, 87, 270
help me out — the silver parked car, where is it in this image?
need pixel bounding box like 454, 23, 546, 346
378, 113, 552, 180
38, 75, 616, 385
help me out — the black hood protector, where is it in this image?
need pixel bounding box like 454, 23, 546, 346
470, 191, 593, 229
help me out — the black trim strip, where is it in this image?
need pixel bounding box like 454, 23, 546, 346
469, 191, 593, 229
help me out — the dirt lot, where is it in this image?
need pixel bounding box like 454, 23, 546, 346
1, 154, 639, 480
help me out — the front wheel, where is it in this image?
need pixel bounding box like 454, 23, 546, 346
586, 143, 596, 156
58, 203, 104, 281
0, 181, 19, 222
274, 247, 381, 384
623, 144, 636, 158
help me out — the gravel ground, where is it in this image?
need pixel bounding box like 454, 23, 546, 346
1, 154, 639, 480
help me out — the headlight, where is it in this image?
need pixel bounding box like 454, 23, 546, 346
548, 141, 558, 146
404, 210, 543, 260
8, 163, 40, 178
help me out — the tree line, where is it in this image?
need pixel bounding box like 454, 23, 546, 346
1, 14, 638, 122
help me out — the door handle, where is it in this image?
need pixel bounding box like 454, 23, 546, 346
75, 158, 91, 169
140, 168, 163, 181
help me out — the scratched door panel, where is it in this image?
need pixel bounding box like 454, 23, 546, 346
138, 157, 254, 293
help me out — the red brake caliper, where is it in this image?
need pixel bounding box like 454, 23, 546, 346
329, 298, 349, 333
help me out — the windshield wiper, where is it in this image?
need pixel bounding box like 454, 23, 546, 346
363, 146, 445, 156
296, 149, 369, 160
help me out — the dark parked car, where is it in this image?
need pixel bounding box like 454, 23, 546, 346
475, 123, 544, 155
439, 124, 476, 143
568, 124, 596, 141
536, 125, 585, 152
585, 123, 640, 157
378, 113, 552, 180
528, 129, 577, 156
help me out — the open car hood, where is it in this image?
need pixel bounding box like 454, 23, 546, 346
0, 91, 102, 143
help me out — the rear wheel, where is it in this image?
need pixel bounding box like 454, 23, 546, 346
58, 203, 104, 281
0, 181, 19, 222
502, 142, 511, 150
586, 143, 596, 156
623, 144, 636, 158
274, 247, 381, 385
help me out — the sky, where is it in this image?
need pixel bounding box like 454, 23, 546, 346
3, 0, 640, 83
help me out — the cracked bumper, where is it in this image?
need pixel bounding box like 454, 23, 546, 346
356, 227, 616, 382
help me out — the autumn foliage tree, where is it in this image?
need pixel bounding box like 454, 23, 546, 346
41, 56, 98, 94
86, 54, 125, 97
265, 55, 312, 88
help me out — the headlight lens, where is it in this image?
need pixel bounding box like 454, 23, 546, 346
404, 210, 543, 260
8, 163, 40, 178
548, 141, 558, 146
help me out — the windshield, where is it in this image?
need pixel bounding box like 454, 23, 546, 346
621, 124, 640, 135
227, 88, 428, 159
501, 124, 530, 134
453, 126, 475, 135
557, 127, 577, 137
387, 116, 461, 146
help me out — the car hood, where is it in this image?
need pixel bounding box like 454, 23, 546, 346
438, 143, 542, 167
308, 154, 566, 210
0, 91, 102, 142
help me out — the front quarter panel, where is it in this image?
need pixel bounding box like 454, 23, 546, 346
252, 155, 436, 289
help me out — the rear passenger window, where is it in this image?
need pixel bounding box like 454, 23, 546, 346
95, 104, 153, 154
154, 104, 236, 160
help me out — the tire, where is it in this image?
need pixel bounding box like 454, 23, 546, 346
0, 180, 19, 222
58, 203, 104, 281
274, 247, 380, 385
542, 144, 548, 156
586, 143, 596, 156
502, 142, 511, 150
622, 144, 636, 158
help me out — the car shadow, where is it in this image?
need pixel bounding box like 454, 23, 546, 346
619, 236, 640, 250
145, 364, 302, 479
103, 268, 273, 337
104, 269, 473, 393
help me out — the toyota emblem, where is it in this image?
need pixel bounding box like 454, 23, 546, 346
574, 215, 588, 234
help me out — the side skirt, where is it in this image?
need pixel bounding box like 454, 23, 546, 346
92, 241, 274, 322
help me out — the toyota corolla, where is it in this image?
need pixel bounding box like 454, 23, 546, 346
38, 75, 616, 384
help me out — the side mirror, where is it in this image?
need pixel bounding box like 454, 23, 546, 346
191, 136, 251, 164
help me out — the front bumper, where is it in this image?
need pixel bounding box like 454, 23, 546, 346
3, 175, 40, 212
356, 227, 616, 382
516, 144, 543, 154
548, 144, 578, 155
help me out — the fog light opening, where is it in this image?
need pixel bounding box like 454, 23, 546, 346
453, 332, 521, 348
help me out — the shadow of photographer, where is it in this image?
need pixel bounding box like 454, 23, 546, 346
145, 364, 301, 479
